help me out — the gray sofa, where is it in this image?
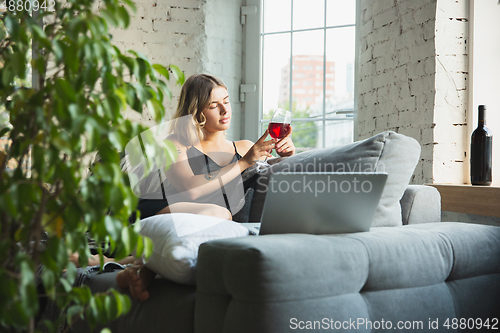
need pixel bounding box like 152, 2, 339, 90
74, 132, 500, 332
76, 185, 500, 332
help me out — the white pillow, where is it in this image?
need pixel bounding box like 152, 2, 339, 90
139, 213, 249, 285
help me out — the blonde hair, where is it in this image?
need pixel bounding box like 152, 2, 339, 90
169, 74, 227, 146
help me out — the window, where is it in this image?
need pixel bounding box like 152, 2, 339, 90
243, 0, 357, 151
469, 0, 500, 185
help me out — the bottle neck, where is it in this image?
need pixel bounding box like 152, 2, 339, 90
478, 108, 486, 126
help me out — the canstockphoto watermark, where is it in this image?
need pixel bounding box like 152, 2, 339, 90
264, 175, 373, 197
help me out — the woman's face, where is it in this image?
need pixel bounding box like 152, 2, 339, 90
202, 86, 231, 133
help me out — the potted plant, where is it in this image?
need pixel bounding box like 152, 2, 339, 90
0, 0, 183, 331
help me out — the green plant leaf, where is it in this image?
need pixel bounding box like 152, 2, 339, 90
169, 64, 185, 85
121, 0, 137, 13
120, 227, 132, 256
104, 216, 119, 240
116, 6, 130, 28
55, 79, 77, 103
100, 9, 119, 27
0, 24, 5, 41
72, 286, 92, 304
104, 293, 118, 320
67, 305, 85, 324
146, 99, 163, 122
30, 24, 47, 39
142, 236, 153, 260
127, 50, 148, 61
4, 15, 21, 40
0, 0, 182, 328
134, 58, 148, 83
153, 64, 170, 80
135, 235, 144, 257
19, 260, 38, 318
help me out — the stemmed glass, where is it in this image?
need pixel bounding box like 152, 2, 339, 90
255, 108, 292, 172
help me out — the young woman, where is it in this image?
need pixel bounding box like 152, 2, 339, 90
117, 74, 296, 300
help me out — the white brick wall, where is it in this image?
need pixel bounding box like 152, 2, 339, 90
110, 0, 244, 140
358, 0, 468, 185
433, 0, 468, 184
204, 0, 244, 140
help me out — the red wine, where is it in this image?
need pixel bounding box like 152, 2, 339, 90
470, 105, 492, 185
268, 122, 290, 139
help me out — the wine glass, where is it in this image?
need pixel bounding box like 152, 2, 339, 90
255, 108, 292, 172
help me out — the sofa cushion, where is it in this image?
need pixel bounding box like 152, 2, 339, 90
195, 222, 500, 333
139, 213, 249, 285
249, 131, 421, 227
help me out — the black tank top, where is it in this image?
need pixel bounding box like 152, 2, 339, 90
134, 142, 248, 221
183, 142, 242, 211
186, 141, 242, 175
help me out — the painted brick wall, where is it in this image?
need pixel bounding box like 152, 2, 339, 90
358, 0, 437, 184
204, 0, 244, 140
109, 0, 244, 140
433, 0, 469, 184
358, 0, 468, 185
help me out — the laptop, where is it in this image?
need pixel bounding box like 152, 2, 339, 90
240, 172, 387, 235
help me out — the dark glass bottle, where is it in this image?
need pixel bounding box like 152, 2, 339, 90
470, 105, 493, 185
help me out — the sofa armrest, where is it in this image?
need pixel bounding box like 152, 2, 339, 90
400, 185, 441, 225
195, 234, 369, 333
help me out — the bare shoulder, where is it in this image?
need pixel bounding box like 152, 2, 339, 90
235, 140, 254, 156
166, 134, 186, 147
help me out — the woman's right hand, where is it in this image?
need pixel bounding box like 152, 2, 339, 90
241, 129, 276, 169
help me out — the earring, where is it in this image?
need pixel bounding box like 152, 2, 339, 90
199, 113, 206, 127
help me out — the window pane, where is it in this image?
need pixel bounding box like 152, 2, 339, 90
325, 26, 355, 147
291, 121, 320, 151
326, 0, 356, 27
263, 0, 291, 33
291, 30, 324, 120
324, 119, 353, 147
325, 27, 355, 111
262, 33, 291, 119
293, 0, 325, 31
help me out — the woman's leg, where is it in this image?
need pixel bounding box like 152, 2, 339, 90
156, 202, 232, 220
69, 252, 136, 268
116, 202, 232, 301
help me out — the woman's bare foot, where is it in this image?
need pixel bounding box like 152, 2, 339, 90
116, 260, 155, 301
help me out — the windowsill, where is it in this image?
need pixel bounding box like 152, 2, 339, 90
426, 184, 500, 218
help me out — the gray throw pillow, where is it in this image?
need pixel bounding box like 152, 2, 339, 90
249, 131, 421, 228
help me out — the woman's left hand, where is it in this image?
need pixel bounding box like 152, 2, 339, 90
275, 125, 296, 157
